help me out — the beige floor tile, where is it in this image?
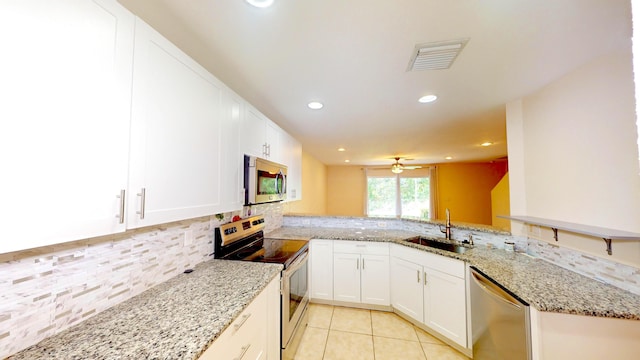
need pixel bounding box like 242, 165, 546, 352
294, 327, 329, 360
329, 306, 372, 335
371, 311, 418, 341
373, 336, 426, 360
421, 343, 470, 360
414, 326, 445, 345
323, 330, 374, 360
307, 303, 334, 329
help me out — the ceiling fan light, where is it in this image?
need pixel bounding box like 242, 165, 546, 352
391, 163, 404, 174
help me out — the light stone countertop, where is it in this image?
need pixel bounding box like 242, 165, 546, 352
282, 213, 512, 235
267, 226, 640, 320
9, 260, 283, 360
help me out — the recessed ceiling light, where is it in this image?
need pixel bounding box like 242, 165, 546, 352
344, 159, 350, 163
308, 101, 323, 110
338, 147, 346, 152
418, 95, 438, 103
445, 156, 453, 160
481, 142, 493, 147
245, 0, 274, 8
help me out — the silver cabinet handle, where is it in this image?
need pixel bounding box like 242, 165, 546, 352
362, 258, 365, 270
417, 270, 420, 283
116, 189, 126, 224
233, 313, 251, 331
234, 344, 250, 360
424, 271, 427, 285
356, 258, 359, 270
137, 188, 146, 219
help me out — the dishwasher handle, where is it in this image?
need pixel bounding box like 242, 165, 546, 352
470, 268, 525, 310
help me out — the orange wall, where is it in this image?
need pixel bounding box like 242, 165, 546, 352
326, 166, 366, 216
437, 161, 508, 225
284, 151, 328, 215
323, 161, 507, 223
491, 172, 511, 231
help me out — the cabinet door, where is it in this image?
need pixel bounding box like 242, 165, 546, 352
264, 119, 281, 162
361, 254, 390, 306
0, 0, 134, 253
333, 253, 361, 303
309, 240, 334, 301
128, 18, 223, 228
390, 257, 424, 322
219, 88, 244, 213
242, 105, 267, 158
281, 131, 302, 202
266, 276, 280, 360
424, 268, 467, 348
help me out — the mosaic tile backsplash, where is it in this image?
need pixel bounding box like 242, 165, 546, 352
0, 203, 283, 359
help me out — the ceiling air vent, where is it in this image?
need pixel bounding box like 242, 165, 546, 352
407, 38, 469, 71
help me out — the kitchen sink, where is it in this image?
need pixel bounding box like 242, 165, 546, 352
404, 236, 470, 254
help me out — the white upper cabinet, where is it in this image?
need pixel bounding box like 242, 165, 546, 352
219, 88, 244, 213
264, 119, 281, 162
281, 131, 303, 202
0, 0, 134, 253
241, 104, 283, 163
127, 18, 225, 228
241, 104, 268, 159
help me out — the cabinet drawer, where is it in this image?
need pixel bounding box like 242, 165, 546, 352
390, 244, 465, 279
333, 240, 389, 255
199, 290, 267, 360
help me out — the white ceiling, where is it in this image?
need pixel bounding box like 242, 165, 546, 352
118, 0, 632, 166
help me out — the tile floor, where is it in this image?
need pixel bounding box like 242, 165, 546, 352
294, 304, 470, 360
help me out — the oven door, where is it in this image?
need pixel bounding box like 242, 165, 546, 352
282, 249, 309, 354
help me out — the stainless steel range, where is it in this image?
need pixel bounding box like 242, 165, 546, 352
214, 216, 309, 360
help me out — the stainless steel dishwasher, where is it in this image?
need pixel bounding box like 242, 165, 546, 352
470, 267, 532, 360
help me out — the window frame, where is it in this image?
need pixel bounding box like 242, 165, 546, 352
365, 167, 433, 219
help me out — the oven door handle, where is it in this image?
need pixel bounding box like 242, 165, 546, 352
284, 249, 308, 276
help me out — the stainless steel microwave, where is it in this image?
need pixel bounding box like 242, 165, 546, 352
244, 155, 287, 205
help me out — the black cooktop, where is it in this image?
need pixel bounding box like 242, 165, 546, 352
214, 216, 308, 269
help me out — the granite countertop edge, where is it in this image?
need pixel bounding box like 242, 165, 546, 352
267, 226, 640, 321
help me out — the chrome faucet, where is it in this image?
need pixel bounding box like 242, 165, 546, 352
441, 208, 452, 240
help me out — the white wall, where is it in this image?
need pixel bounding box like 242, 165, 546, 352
507, 49, 640, 266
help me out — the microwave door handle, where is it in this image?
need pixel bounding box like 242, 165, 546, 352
280, 170, 286, 195
276, 170, 285, 196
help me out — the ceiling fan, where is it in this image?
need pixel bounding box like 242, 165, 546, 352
390, 157, 422, 174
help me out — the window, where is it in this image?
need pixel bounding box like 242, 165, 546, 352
366, 168, 432, 219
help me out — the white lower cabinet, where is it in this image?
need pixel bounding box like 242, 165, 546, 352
332, 241, 390, 306
390, 256, 424, 320
360, 254, 391, 305
390, 244, 468, 348
200, 276, 279, 360
333, 252, 361, 303
310, 239, 390, 306
310, 239, 334, 301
